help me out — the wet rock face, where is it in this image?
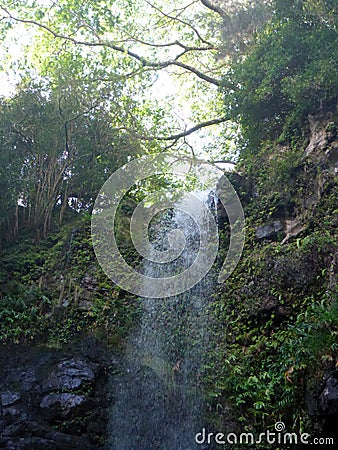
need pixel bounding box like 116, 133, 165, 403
0, 338, 113, 449
319, 376, 338, 417
306, 371, 338, 444
255, 218, 307, 242
255, 221, 284, 240
43, 358, 95, 391
1, 392, 21, 407
40, 393, 88, 419
307, 374, 338, 418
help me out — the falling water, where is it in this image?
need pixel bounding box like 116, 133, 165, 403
108, 191, 217, 450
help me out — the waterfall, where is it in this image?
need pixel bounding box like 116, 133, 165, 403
108, 191, 216, 450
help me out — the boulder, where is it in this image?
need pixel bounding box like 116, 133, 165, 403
40, 393, 87, 411
39, 393, 88, 420
1, 392, 21, 407
0, 340, 112, 449
319, 375, 338, 416
43, 358, 94, 391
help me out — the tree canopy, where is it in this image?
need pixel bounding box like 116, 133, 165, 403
0, 0, 336, 243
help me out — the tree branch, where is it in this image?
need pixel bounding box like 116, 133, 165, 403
114, 116, 228, 142
211, 159, 236, 165
0, 5, 221, 86
114, 117, 229, 143
161, 60, 219, 85
115, 32, 215, 52
200, 0, 227, 19
145, 0, 214, 46
154, 116, 228, 140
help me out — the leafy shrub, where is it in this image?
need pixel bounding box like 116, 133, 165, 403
0, 292, 51, 343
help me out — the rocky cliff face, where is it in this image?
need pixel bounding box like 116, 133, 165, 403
0, 106, 337, 449
0, 337, 116, 449
203, 105, 338, 446
217, 107, 338, 244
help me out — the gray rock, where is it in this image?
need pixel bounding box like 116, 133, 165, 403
81, 272, 97, 291
40, 393, 87, 413
20, 368, 37, 391
2, 430, 92, 450
0, 342, 111, 448
306, 392, 319, 416
1, 407, 23, 418
319, 376, 338, 416
3, 368, 37, 392
1, 391, 21, 407
255, 220, 284, 239
0, 418, 92, 449
43, 359, 94, 391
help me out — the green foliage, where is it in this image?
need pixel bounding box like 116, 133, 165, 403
224, 0, 338, 147
287, 293, 338, 366
0, 214, 141, 347
0, 73, 148, 244
202, 212, 338, 444
0, 291, 51, 343
0, 0, 336, 442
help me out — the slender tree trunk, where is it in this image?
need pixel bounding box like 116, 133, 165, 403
59, 184, 69, 226
14, 202, 19, 237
